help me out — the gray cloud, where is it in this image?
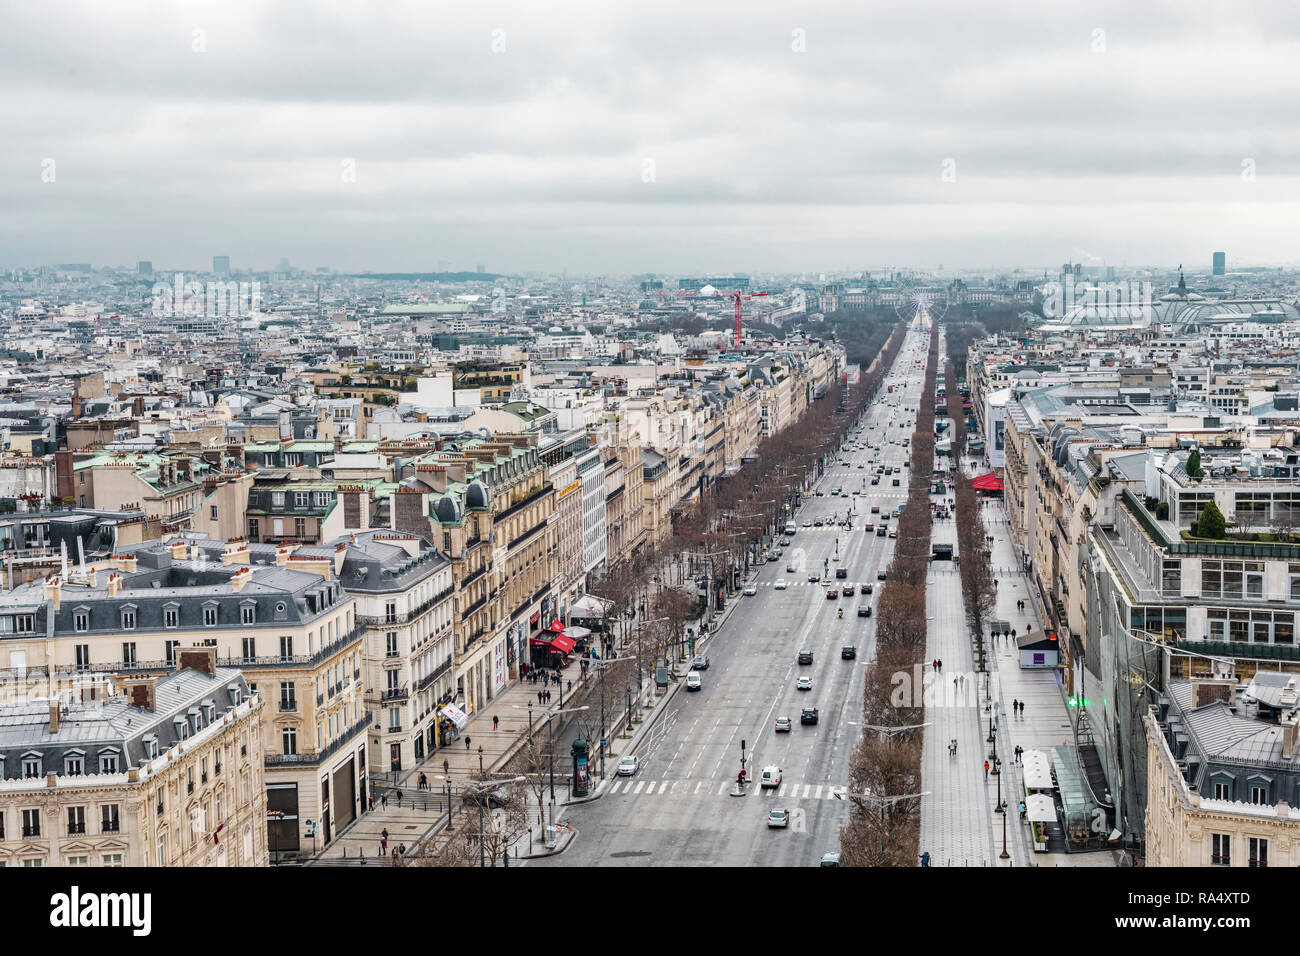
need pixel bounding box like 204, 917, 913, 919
2, 0, 1298, 273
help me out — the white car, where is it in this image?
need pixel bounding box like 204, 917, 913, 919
767, 808, 790, 829
796, 676, 813, 691
617, 755, 639, 776
743, 584, 758, 596
774, 579, 787, 590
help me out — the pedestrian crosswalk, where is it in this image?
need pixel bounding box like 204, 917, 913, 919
596, 777, 850, 800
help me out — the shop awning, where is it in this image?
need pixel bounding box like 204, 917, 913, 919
549, 634, 577, 654
972, 472, 1003, 492
440, 704, 468, 729
570, 594, 613, 618
561, 625, 592, 641
1026, 793, 1057, 823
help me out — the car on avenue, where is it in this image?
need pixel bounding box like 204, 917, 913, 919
617, 755, 639, 776
775, 716, 793, 733
767, 808, 790, 829
796, 676, 813, 691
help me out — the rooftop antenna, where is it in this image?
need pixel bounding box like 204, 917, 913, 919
60, 539, 68, 579
76, 536, 86, 573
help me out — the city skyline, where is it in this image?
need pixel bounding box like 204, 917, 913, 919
4, 1, 1300, 273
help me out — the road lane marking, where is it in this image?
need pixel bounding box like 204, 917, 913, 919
633, 781, 645, 794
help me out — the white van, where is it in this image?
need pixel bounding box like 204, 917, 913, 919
685, 671, 702, 691
784, 521, 797, 536
760, 766, 782, 789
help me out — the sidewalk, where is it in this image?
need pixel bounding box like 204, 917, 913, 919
975, 465, 1119, 867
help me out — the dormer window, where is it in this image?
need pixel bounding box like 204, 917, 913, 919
74, 607, 90, 632
121, 605, 137, 630
241, 602, 256, 625
99, 750, 120, 774
22, 753, 42, 778
143, 735, 159, 760
174, 716, 188, 740
189, 707, 202, 732
227, 685, 241, 706
203, 602, 219, 627
202, 701, 215, 724
64, 751, 85, 776
164, 603, 180, 629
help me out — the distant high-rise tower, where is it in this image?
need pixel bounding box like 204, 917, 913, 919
213, 255, 231, 275
1212, 251, 1225, 276
137, 260, 153, 276
476, 263, 485, 274
278, 257, 290, 273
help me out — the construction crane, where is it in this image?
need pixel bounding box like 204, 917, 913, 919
675, 287, 769, 348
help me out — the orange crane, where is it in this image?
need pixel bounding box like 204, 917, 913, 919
675, 288, 769, 347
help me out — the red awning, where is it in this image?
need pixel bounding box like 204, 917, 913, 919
549, 619, 566, 633
549, 634, 577, 654
972, 473, 1003, 492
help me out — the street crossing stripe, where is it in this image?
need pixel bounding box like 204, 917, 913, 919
601, 779, 850, 799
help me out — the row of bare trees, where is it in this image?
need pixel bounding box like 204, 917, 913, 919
841, 320, 940, 866
946, 334, 996, 672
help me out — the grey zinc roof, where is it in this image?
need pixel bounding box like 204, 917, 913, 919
0, 667, 251, 778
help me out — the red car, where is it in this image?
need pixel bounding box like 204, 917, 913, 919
863, 523, 874, 532
888, 529, 898, 539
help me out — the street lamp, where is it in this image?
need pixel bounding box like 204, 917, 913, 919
512, 703, 589, 827
458, 774, 527, 868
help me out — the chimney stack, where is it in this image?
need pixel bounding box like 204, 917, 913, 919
43, 575, 62, 611
169, 538, 188, 560
230, 566, 252, 592
121, 677, 159, 712
176, 645, 217, 676
48, 700, 60, 735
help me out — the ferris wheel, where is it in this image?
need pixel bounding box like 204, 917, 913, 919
895, 289, 948, 324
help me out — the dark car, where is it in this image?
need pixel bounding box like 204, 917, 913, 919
892, 479, 901, 486
825, 589, 838, 600
808, 571, 821, 582
861, 583, 873, 594
462, 786, 511, 809
857, 605, 871, 617
841, 646, 857, 659
871, 477, 880, 485
877, 527, 887, 537
800, 708, 819, 725
835, 567, 848, 579
841, 585, 854, 596
797, 651, 813, 665
877, 571, 888, 580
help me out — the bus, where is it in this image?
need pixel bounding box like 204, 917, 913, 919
931, 543, 954, 561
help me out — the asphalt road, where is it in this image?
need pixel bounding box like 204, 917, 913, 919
537, 319, 933, 867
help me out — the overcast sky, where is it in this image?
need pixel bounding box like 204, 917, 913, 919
4, 0, 1299, 276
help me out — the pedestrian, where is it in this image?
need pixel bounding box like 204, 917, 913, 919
546, 690, 552, 704
1012, 697, 1018, 713
937, 658, 942, 671
465, 735, 471, 751
396, 788, 402, 803
983, 760, 990, 780
1018, 801, 1026, 822
398, 844, 406, 858
920, 851, 931, 867
538, 690, 544, 705
567, 679, 572, 693
380, 791, 388, 810
1020, 700, 1026, 716
381, 828, 389, 855
368, 796, 374, 812
443, 759, 450, 776
1015, 745, 1023, 764
493, 715, 499, 731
